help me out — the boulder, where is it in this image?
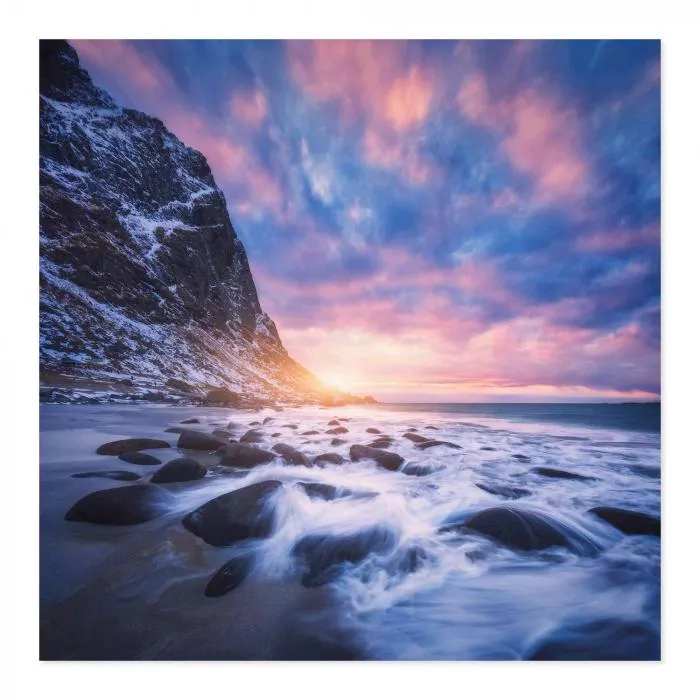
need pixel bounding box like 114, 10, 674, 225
249, 421, 262, 426
71, 470, 141, 482
182, 480, 282, 546
273, 443, 312, 467
403, 433, 429, 443
475, 482, 532, 499
118, 450, 162, 466
204, 389, 240, 406
400, 464, 435, 477
415, 440, 462, 450
151, 458, 207, 484
96, 438, 170, 456
425, 425, 438, 430
330, 438, 347, 446
65, 484, 176, 525
205, 554, 254, 597
349, 444, 404, 471
327, 419, 341, 426
218, 443, 277, 468
588, 506, 660, 536
313, 452, 346, 467
177, 430, 227, 451
451, 506, 597, 554
240, 429, 265, 443
326, 426, 349, 435
281, 424, 298, 429
366, 428, 381, 434
480, 446, 496, 451
292, 527, 398, 586
211, 429, 235, 441
532, 467, 597, 481
301, 430, 320, 436
262, 417, 274, 425
512, 454, 531, 462
180, 418, 200, 424
368, 437, 392, 449
165, 427, 187, 434
299, 482, 339, 500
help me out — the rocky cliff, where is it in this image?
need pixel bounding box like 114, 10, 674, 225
39, 40, 326, 404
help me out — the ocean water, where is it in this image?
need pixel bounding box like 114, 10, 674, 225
40, 403, 661, 660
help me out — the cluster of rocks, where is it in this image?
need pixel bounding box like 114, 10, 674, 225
63, 414, 660, 600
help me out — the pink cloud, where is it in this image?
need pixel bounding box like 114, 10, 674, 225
229, 89, 268, 129
576, 224, 660, 253
383, 66, 434, 131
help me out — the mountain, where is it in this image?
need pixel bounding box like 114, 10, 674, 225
39, 40, 341, 406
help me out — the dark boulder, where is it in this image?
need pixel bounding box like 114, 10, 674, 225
180, 418, 200, 424
218, 443, 277, 468
177, 430, 227, 451
151, 458, 207, 484
96, 438, 170, 456
262, 417, 274, 425
299, 482, 339, 500
415, 440, 462, 450
301, 430, 320, 436
204, 389, 240, 406
165, 427, 187, 434
71, 470, 140, 482
366, 428, 381, 434
368, 437, 392, 449
327, 419, 341, 426
118, 450, 162, 466
326, 426, 349, 435
273, 443, 312, 467
240, 429, 265, 444
451, 506, 597, 554
330, 438, 347, 446
480, 446, 496, 451
349, 444, 404, 471
512, 454, 531, 463
292, 527, 398, 586
205, 553, 254, 597
588, 506, 660, 536
249, 421, 261, 426
182, 480, 282, 546
475, 483, 532, 499
425, 425, 438, 430
403, 433, 429, 443
313, 452, 346, 467
532, 467, 597, 482
65, 484, 176, 525
211, 429, 235, 441
281, 424, 298, 429
401, 463, 435, 477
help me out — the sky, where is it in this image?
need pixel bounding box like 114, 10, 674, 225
70, 40, 660, 403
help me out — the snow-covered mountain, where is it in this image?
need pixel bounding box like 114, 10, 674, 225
39, 40, 328, 404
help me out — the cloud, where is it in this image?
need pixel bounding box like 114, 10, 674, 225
228, 88, 268, 129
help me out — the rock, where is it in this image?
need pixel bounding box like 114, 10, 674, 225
165, 427, 187, 434
366, 428, 381, 434
292, 527, 398, 586
368, 437, 392, 449
299, 482, 339, 500
204, 389, 240, 407
349, 444, 404, 471
96, 438, 170, 456
205, 554, 254, 597
415, 440, 462, 450
270, 432, 281, 438
338, 418, 350, 422
71, 470, 141, 482
118, 451, 162, 466
532, 467, 597, 481
65, 484, 177, 525
272, 443, 312, 467
330, 438, 347, 447
588, 506, 660, 536
211, 429, 235, 441
326, 426, 349, 435
180, 418, 200, 424
281, 424, 298, 429
425, 425, 438, 430
475, 482, 532, 499
313, 452, 346, 467
400, 464, 435, 477
525, 618, 660, 661
262, 417, 274, 425
405, 428, 418, 433
512, 454, 531, 462
239, 429, 265, 443
480, 446, 496, 451
301, 430, 320, 436
327, 420, 340, 426
249, 421, 261, 426
177, 430, 227, 451
182, 480, 282, 546
453, 506, 597, 554
403, 433, 429, 443
151, 458, 207, 484
391, 545, 432, 574
218, 443, 277, 468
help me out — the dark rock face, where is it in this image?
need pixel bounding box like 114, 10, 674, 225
65, 484, 176, 525
313, 452, 346, 467
205, 554, 254, 597
452, 507, 598, 554
177, 430, 227, 451
39, 40, 322, 404
96, 438, 170, 455
182, 480, 282, 546
326, 426, 349, 435
415, 440, 462, 450
151, 458, 207, 484
475, 483, 532, 499
531, 467, 597, 482
292, 527, 398, 586
240, 429, 265, 443
218, 443, 277, 468
403, 433, 429, 443
349, 445, 404, 471
525, 618, 660, 660
588, 507, 660, 536
272, 443, 312, 467
71, 470, 141, 482
118, 451, 162, 466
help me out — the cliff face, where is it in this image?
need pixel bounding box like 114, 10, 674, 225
39, 40, 322, 403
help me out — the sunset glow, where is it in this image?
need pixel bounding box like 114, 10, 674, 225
71, 40, 660, 402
